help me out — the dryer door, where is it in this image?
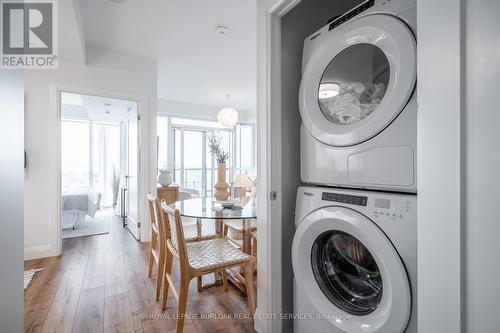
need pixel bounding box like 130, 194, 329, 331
299, 14, 416, 147
292, 206, 411, 333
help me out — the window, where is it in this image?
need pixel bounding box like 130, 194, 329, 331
157, 116, 256, 197
61, 119, 121, 207
61, 120, 90, 190
235, 124, 255, 177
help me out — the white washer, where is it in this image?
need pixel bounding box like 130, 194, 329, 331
292, 186, 416, 333
299, 0, 417, 192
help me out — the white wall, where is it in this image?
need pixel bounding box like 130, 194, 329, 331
24, 45, 157, 259
465, 0, 500, 331
158, 98, 256, 123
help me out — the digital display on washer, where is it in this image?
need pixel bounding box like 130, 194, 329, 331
374, 198, 391, 209
321, 192, 367, 206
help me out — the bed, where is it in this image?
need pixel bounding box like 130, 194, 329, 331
61, 189, 102, 229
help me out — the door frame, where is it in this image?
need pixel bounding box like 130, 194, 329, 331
258, 1, 466, 333
52, 83, 149, 254
256, 1, 302, 332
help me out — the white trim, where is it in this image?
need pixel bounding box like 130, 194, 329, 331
256, 0, 302, 332
52, 83, 153, 257
23, 244, 55, 261
269, 0, 302, 17
417, 0, 466, 332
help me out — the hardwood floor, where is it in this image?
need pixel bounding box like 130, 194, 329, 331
24, 214, 256, 333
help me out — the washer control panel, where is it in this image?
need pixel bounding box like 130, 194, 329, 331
322, 192, 368, 206
373, 197, 413, 220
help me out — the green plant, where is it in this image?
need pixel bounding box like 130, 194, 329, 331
208, 134, 229, 164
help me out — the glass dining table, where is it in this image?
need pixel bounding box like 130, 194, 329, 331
168, 196, 257, 294
169, 196, 256, 251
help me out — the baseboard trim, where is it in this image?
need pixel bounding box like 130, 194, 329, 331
254, 307, 267, 333
24, 244, 57, 260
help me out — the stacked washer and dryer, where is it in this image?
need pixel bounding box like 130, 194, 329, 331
292, 0, 417, 332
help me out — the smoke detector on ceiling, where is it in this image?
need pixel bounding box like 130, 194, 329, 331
109, 0, 129, 4
215, 25, 230, 36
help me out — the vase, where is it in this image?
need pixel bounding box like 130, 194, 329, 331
214, 163, 229, 201
112, 193, 118, 207
158, 169, 172, 187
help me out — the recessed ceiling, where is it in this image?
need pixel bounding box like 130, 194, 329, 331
61, 92, 137, 124
79, 0, 257, 110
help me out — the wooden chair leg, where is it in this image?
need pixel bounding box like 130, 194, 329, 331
197, 276, 202, 292
176, 273, 190, 333
162, 252, 173, 310
243, 264, 255, 316
196, 218, 202, 240
155, 252, 165, 301
221, 270, 228, 292
148, 235, 157, 277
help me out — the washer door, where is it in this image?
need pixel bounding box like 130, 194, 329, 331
299, 14, 416, 147
292, 207, 411, 333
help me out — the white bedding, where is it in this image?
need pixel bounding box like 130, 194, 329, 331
61, 189, 102, 229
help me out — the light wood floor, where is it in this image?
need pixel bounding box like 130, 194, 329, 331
24, 213, 256, 333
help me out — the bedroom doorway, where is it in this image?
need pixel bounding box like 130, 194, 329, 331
59, 92, 141, 242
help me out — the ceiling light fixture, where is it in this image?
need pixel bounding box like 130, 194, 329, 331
217, 94, 238, 128
217, 108, 238, 128
318, 82, 340, 99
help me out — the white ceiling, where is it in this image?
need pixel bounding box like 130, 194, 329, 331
61, 92, 137, 124
78, 0, 257, 110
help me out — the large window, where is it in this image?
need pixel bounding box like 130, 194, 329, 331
61, 120, 121, 207
157, 116, 256, 197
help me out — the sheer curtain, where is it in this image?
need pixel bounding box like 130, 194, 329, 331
92, 124, 120, 207
61, 121, 90, 191
61, 120, 121, 207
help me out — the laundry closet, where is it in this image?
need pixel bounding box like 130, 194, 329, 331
277, 0, 417, 332
279, 1, 366, 329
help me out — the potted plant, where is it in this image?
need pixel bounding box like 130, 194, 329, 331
208, 135, 230, 201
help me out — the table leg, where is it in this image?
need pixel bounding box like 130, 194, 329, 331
216, 218, 224, 238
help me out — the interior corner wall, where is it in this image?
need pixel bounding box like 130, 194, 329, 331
280, 0, 360, 330
24, 45, 157, 260
465, 0, 500, 331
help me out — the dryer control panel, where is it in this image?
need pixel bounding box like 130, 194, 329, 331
373, 197, 413, 220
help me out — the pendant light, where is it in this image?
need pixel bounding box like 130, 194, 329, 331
217, 94, 238, 128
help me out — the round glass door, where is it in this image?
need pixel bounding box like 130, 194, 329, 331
299, 14, 416, 147
318, 44, 390, 125
311, 230, 383, 315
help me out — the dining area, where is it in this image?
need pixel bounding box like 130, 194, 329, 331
147, 185, 258, 333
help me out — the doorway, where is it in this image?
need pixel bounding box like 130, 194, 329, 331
59, 92, 141, 244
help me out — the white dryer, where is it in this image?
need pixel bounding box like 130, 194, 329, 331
299, 0, 417, 192
292, 186, 417, 333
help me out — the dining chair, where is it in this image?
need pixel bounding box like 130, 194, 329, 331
160, 201, 256, 333
147, 193, 166, 301
223, 219, 257, 255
